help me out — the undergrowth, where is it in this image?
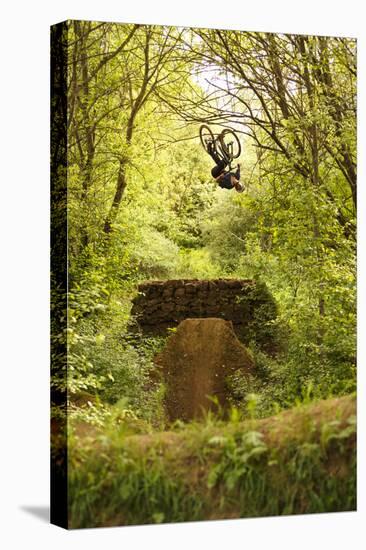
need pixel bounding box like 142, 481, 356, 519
68, 396, 356, 528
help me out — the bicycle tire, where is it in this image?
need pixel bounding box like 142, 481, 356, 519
199, 124, 215, 152
219, 129, 241, 159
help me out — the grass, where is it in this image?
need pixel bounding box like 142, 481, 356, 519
67, 394, 356, 528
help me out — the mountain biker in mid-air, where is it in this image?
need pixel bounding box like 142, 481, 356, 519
207, 141, 244, 193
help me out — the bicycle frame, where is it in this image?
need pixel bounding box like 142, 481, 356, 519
210, 134, 233, 167
200, 124, 241, 170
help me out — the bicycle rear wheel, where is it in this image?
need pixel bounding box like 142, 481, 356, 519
219, 129, 241, 159
199, 124, 215, 152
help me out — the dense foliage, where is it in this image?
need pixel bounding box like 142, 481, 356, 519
51, 21, 356, 526
58, 22, 356, 422
68, 395, 356, 527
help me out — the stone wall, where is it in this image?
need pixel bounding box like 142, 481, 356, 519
130, 279, 278, 349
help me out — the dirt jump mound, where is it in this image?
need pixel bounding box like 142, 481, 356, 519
154, 318, 255, 422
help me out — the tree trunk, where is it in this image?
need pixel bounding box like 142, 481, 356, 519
103, 160, 127, 233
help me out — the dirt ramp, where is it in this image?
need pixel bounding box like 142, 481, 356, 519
154, 318, 254, 422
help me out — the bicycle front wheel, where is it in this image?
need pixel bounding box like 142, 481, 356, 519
219, 129, 241, 159
199, 124, 215, 152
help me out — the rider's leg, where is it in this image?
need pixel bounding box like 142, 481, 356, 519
207, 141, 227, 166
211, 160, 228, 178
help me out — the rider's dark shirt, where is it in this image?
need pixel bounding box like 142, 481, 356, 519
218, 166, 240, 189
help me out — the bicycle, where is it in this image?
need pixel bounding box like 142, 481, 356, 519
199, 124, 241, 168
